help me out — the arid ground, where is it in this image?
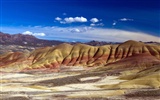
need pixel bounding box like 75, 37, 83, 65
1, 65, 160, 100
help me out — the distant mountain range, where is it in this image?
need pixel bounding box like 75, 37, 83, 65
0, 32, 63, 46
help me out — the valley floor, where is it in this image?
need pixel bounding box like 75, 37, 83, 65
0, 68, 160, 100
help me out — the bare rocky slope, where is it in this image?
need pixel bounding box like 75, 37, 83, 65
0, 40, 160, 72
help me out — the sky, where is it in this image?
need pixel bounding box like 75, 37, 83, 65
0, 0, 160, 42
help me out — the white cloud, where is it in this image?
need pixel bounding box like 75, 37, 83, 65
70, 28, 81, 33
112, 20, 117, 26
90, 18, 99, 23
90, 23, 96, 26
55, 17, 62, 21
64, 17, 75, 23
22, 31, 45, 36
2, 26, 159, 42
112, 18, 133, 26
120, 18, 133, 21
68, 27, 93, 33
22, 31, 33, 35
74, 17, 87, 22
112, 22, 117, 26
83, 26, 94, 32
90, 23, 104, 27
83, 28, 159, 42
34, 32, 46, 36
55, 17, 102, 26
60, 21, 66, 24
64, 16, 87, 23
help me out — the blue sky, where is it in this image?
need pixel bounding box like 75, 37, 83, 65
1, 0, 160, 42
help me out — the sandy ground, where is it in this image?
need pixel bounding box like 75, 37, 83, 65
0, 69, 160, 100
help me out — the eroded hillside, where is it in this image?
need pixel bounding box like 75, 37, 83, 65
0, 40, 160, 72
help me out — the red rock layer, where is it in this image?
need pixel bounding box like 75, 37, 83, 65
0, 40, 160, 72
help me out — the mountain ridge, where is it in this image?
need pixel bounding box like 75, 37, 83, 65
0, 32, 63, 46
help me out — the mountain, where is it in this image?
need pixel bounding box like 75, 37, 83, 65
86, 40, 119, 46
0, 32, 63, 46
0, 40, 160, 72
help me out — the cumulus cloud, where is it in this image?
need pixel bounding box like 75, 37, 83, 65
90, 18, 99, 23
22, 31, 45, 36
120, 18, 134, 21
74, 17, 87, 22
22, 31, 33, 35
55, 17, 62, 21
55, 16, 103, 26
59, 17, 87, 24
64, 17, 87, 23
64, 17, 74, 23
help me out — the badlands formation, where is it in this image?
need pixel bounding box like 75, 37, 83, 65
0, 40, 160, 99
1, 40, 160, 72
